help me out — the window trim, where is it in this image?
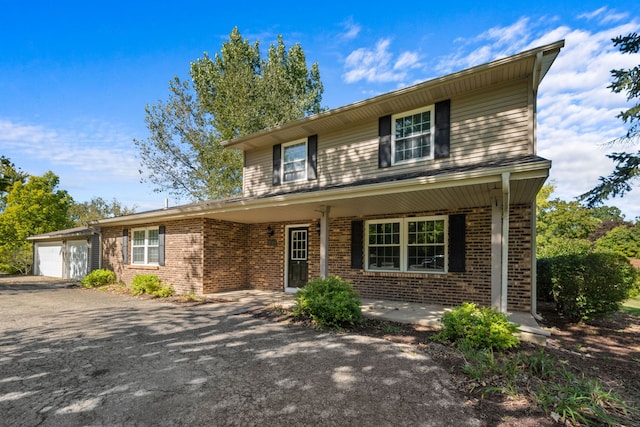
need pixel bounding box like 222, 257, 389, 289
131, 226, 160, 266
364, 215, 448, 274
281, 139, 308, 183
391, 105, 435, 165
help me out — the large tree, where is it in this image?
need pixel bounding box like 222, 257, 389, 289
135, 27, 324, 201
0, 172, 74, 273
581, 33, 640, 206
69, 196, 136, 225
0, 156, 28, 211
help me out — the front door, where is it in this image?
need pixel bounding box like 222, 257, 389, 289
286, 226, 308, 291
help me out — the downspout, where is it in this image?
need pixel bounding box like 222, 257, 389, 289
501, 172, 510, 313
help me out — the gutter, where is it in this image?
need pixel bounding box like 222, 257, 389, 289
93, 159, 550, 227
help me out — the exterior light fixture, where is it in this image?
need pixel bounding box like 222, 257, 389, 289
267, 225, 274, 237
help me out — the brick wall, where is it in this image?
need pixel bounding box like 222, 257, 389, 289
101, 205, 532, 311
327, 205, 532, 312
202, 219, 250, 293
101, 218, 205, 295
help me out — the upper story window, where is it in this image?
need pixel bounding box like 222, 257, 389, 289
393, 106, 434, 164
132, 227, 159, 265
282, 140, 307, 183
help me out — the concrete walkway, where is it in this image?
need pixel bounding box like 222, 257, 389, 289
211, 289, 550, 344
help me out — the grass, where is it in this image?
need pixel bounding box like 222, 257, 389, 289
620, 296, 640, 317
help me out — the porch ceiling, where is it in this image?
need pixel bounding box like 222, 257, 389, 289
201, 175, 546, 224
93, 158, 549, 227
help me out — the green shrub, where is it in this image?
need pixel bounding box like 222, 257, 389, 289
81, 269, 116, 288
536, 258, 554, 302
433, 302, 520, 351
548, 252, 637, 322
131, 274, 174, 298
292, 276, 362, 328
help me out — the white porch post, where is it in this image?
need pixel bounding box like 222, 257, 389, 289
500, 172, 511, 313
319, 206, 330, 278
491, 193, 502, 309
490, 173, 511, 313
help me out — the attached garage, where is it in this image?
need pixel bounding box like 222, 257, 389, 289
34, 242, 64, 277
28, 227, 100, 279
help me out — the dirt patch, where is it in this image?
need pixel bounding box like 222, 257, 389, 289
251, 302, 640, 426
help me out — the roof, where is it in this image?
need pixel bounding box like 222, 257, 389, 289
27, 226, 100, 241
223, 40, 564, 151
92, 155, 550, 227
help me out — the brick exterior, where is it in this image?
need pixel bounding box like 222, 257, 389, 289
101, 204, 532, 311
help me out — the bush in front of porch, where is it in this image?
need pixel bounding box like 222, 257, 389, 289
293, 276, 362, 328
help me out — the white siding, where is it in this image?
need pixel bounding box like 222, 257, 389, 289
243, 79, 532, 197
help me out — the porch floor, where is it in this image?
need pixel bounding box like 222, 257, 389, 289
209, 290, 550, 345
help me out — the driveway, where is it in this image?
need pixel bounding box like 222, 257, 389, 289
0, 277, 481, 426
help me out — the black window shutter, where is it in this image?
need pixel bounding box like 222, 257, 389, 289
434, 99, 451, 159
122, 229, 128, 265
272, 144, 282, 186
351, 220, 364, 269
378, 115, 392, 168
307, 135, 317, 180
448, 214, 466, 272
158, 226, 166, 266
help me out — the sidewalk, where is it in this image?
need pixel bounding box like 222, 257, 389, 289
210, 289, 549, 345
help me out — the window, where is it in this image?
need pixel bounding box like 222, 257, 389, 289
365, 216, 447, 273
132, 227, 159, 265
393, 106, 434, 164
282, 140, 307, 182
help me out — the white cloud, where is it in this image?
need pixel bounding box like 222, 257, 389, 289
578, 7, 629, 25
340, 18, 361, 40
357, 13, 640, 217
343, 39, 421, 84
0, 117, 164, 209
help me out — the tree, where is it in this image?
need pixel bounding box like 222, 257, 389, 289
0, 156, 28, 211
135, 27, 324, 201
0, 172, 74, 273
69, 196, 136, 225
595, 223, 640, 258
581, 33, 640, 206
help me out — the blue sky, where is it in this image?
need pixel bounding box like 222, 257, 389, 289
1, 1, 639, 218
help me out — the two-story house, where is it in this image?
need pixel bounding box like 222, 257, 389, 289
92, 40, 564, 316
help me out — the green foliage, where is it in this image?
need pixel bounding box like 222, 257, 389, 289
581, 32, 640, 206
81, 269, 116, 288
536, 197, 600, 257
535, 372, 629, 426
134, 77, 244, 201
0, 244, 31, 274
292, 276, 362, 328
453, 341, 630, 425
0, 156, 28, 211
131, 274, 174, 298
136, 27, 324, 201
542, 253, 638, 322
433, 302, 520, 351
69, 197, 136, 226
594, 223, 640, 258
0, 171, 74, 273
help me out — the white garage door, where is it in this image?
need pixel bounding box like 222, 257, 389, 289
67, 240, 88, 280
35, 243, 63, 278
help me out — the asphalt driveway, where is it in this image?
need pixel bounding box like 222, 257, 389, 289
0, 277, 481, 426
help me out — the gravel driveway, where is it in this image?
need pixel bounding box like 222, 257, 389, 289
0, 277, 481, 426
